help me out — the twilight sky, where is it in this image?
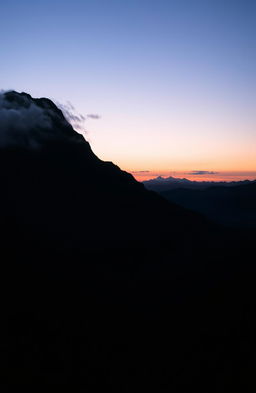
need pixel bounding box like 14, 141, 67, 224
1, 0, 256, 180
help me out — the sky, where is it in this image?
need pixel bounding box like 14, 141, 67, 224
1, 0, 256, 181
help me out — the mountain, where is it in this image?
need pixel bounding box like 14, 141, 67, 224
1, 91, 256, 392
143, 175, 255, 192
158, 182, 256, 228
0, 91, 210, 252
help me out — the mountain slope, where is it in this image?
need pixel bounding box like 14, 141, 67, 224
0, 91, 211, 252
1, 91, 256, 393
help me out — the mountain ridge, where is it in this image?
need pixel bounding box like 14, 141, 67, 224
0, 91, 212, 252
143, 175, 256, 191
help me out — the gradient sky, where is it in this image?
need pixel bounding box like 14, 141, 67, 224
1, 0, 256, 179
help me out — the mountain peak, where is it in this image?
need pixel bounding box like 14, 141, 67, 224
0, 90, 85, 148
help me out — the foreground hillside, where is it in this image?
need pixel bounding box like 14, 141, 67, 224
1, 91, 256, 392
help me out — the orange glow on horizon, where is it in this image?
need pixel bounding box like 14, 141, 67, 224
128, 170, 256, 182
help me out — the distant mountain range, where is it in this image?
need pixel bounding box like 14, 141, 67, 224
143, 176, 256, 228
143, 175, 256, 192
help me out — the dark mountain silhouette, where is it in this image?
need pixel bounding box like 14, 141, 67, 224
157, 182, 256, 228
0, 91, 212, 254
143, 175, 255, 192
1, 91, 256, 392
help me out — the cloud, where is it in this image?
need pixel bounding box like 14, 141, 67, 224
86, 114, 101, 120
56, 101, 86, 132
131, 170, 150, 174
0, 90, 83, 148
187, 170, 219, 175
56, 103, 100, 134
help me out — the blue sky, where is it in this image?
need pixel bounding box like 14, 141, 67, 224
1, 0, 256, 177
